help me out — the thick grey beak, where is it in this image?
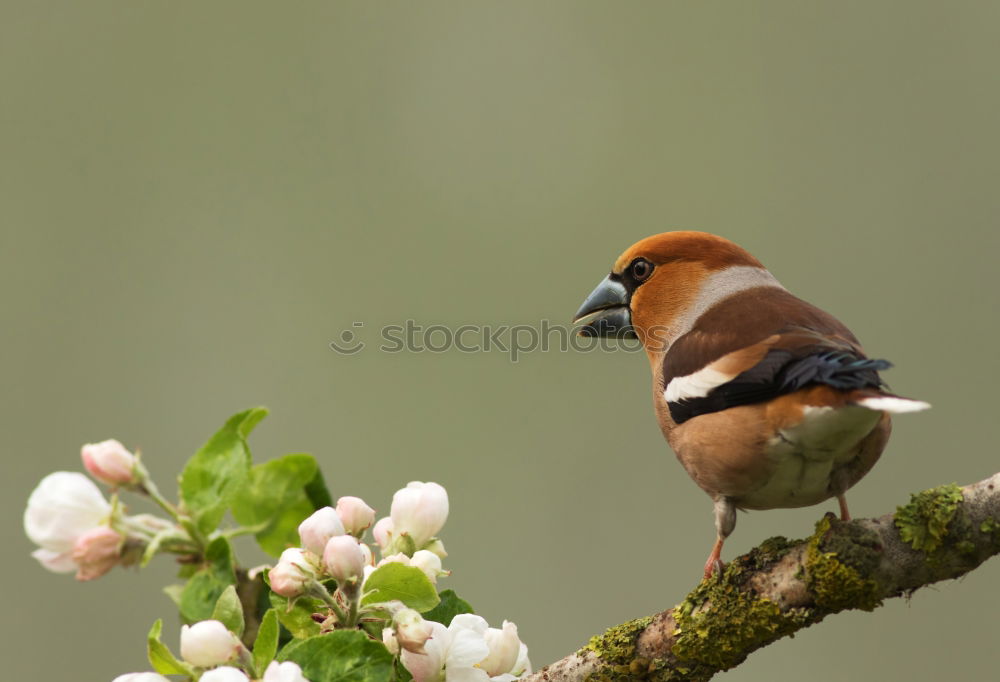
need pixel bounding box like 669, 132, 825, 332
572, 275, 637, 338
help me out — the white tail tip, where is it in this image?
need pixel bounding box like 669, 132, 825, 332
856, 396, 932, 414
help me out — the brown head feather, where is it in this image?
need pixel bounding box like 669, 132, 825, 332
613, 231, 764, 273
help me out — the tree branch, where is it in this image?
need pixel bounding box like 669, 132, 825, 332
525, 473, 1000, 682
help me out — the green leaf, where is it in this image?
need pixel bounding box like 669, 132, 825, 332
163, 584, 184, 608
179, 537, 237, 624
304, 464, 333, 509
361, 564, 440, 613
269, 590, 321, 639
254, 608, 280, 673
278, 630, 394, 682
180, 407, 268, 535
231, 453, 321, 557
422, 589, 474, 626
393, 658, 414, 682
212, 584, 245, 637
147, 619, 193, 676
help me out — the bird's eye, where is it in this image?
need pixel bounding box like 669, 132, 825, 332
630, 258, 654, 282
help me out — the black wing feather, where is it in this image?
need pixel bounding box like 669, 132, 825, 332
667, 348, 891, 425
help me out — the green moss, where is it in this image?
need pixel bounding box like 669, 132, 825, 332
670, 566, 809, 671
584, 616, 654, 664
894, 483, 964, 553
805, 516, 881, 612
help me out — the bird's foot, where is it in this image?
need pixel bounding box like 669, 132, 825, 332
702, 557, 725, 581
702, 537, 726, 581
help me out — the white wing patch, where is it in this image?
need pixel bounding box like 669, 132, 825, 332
664, 365, 735, 403
856, 396, 932, 413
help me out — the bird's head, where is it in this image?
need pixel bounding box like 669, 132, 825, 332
572, 231, 766, 353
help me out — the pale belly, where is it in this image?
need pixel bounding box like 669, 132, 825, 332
736, 405, 882, 510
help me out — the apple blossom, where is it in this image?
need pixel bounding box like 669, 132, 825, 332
359, 540, 374, 567
298, 507, 345, 557
401, 616, 489, 682
199, 667, 249, 682
421, 538, 448, 559
71, 525, 124, 581
323, 535, 365, 584
400, 615, 529, 682
269, 548, 317, 598
262, 660, 311, 682
410, 550, 448, 584
383, 628, 400, 656
81, 439, 137, 486
372, 517, 394, 551
336, 496, 375, 537
376, 550, 447, 584
393, 607, 434, 654
111, 674, 171, 682
480, 621, 522, 677
510, 644, 531, 677
390, 482, 449, 549
24, 471, 111, 573
179, 620, 240, 667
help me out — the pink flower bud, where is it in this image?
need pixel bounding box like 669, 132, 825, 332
262, 660, 310, 682
335, 496, 376, 536
179, 620, 240, 667
372, 517, 394, 551
71, 525, 123, 581
269, 548, 316, 598
199, 668, 249, 682
322, 535, 365, 584
81, 439, 138, 486
298, 507, 345, 557
390, 482, 449, 549
393, 608, 433, 655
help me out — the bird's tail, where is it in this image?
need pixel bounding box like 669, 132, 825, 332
849, 390, 931, 414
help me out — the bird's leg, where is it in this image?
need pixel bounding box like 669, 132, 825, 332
704, 497, 736, 580
830, 470, 852, 521
837, 493, 851, 522
703, 537, 725, 580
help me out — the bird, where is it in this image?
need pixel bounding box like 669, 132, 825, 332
572, 231, 929, 580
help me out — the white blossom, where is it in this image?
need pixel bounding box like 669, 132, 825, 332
262, 660, 311, 682
24, 471, 111, 573
390, 482, 449, 549
199, 667, 249, 682
179, 620, 240, 667
401, 615, 529, 682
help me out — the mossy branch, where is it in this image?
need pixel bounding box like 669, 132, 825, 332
524, 473, 1000, 682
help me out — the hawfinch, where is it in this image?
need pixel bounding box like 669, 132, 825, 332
573, 231, 929, 579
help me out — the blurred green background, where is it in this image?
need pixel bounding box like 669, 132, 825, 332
4, 2, 999, 680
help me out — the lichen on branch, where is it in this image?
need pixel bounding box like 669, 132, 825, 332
525, 473, 1000, 682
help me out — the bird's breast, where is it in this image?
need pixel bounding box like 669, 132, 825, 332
665, 392, 886, 510
736, 404, 882, 510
